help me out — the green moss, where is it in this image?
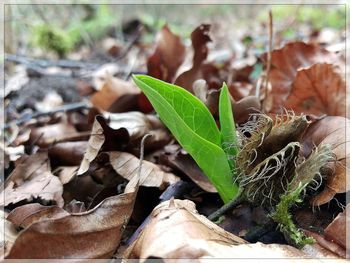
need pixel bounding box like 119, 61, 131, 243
33, 24, 74, 58
270, 183, 314, 248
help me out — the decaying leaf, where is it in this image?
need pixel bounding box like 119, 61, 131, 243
284, 63, 346, 116
5, 171, 139, 259
1, 152, 64, 207
147, 25, 186, 82
123, 199, 311, 260
261, 41, 342, 113
175, 24, 212, 92
300, 116, 350, 205
108, 151, 179, 189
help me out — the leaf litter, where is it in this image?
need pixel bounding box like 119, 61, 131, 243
3, 10, 348, 260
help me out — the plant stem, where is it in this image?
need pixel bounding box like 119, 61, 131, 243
208, 194, 245, 221
262, 10, 273, 112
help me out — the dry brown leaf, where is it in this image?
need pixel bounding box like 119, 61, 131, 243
124, 199, 246, 260
324, 204, 349, 250
7, 203, 69, 229
175, 24, 212, 92
261, 41, 342, 113
147, 25, 186, 82
78, 115, 129, 174
123, 199, 313, 260
159, 146, 216, 193
1, 152, 64, 207
48, 141, 88, 166
28, 122, 81, 147
300, 116, 350, 205
284, 63, 346, 116
78, 113, 171, 175
108, 151, 179, 189
304, 230, 348, 259
57, 166, 78, 185
5, 172, 139, 259
91, 74, 140, 111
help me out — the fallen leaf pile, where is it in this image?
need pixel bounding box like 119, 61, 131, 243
3, 17, 348, 261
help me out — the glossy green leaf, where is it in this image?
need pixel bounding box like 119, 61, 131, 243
133, 75, 239, 203
219, 83, 238, 163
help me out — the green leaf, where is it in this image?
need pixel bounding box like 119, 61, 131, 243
133, 75, 239, 203
219, 83, 238, 163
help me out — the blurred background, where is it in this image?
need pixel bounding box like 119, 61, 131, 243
4, 4, 346, 59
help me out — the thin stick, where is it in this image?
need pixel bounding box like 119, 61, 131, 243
4, 101, 90, 129
207, 194, 245, 221
262, 10, 273, 112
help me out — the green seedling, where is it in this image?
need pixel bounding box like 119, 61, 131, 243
133, 75, 333, 248
133, 75, 240, 203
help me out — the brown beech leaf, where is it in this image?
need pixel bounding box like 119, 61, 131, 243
6, 172, 139, 259
91, 75, 140, 111
324, 204, 349, 251
284, 63, 346, 116
78, 112, 171, 175
106, 111, 171, 151
7, 203, 69, 229
175, 24, 211, 92
147, 25, 186, 82
28, 122, 82, 147
1, 152, 64, 207
108, 151, 179, 189
300, 116, 350, 205
123, 199, 311, 260
48, 141, 88, 166
261, 41, 341, 113
78, 115, 129, 175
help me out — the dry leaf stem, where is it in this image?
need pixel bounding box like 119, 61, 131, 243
262, 10, 273, 112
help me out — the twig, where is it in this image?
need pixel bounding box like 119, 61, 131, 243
138, 133, 153, 182
5, 53, 99, 69
4, 101, 90, 129
261, 10, 273, 112
207, 194, 245, 221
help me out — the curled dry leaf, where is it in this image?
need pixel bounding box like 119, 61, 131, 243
123, 199, 312, 260
5, 172, 139, 259
300, 116, 350, 205
147, 25, 186, 82
78, 112, 171, 175
78, 115, 129, 174
175, 24, 212, 92
108, 151, 179, 189
261, 41, 342, 113
1, 152, 64, 207
284, 63, 346, 116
